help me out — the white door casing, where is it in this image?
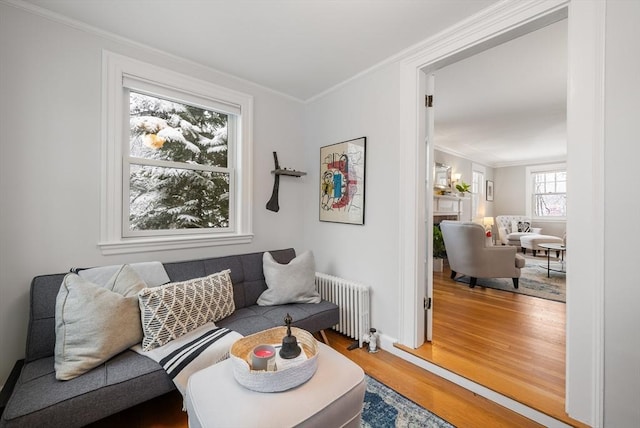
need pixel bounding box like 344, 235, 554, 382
397, 0, 603, 425
425, 73, 435, 343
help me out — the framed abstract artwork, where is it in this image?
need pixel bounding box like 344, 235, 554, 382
486, 180, 494, 201
319, 137, 366, 224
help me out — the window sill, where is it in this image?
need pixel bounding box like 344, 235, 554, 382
531, 218, 567, 223
98, 233, 254, 255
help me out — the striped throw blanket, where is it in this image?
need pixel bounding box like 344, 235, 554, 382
132, 322, 243, 397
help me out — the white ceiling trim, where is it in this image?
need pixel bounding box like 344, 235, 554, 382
1, 0, 305, 104
491, 155, 567, 169
435, 144, 566, 169
306, 0, 530, 104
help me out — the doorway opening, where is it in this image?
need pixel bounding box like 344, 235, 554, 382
417, 18, 570, 421
396, 2, 604, 426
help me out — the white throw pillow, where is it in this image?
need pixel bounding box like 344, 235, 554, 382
257, 251, 321, 306
78, 261, 170, 288
54, 264, 147, 380
138, 270, 235, 351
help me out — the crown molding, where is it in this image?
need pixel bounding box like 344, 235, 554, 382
434, 144, 567, 169
0, 0, 305, 104
307, 0, 567, 103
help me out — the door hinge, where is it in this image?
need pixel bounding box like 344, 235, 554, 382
425, 95, 433, 108
424, 297, 432, 310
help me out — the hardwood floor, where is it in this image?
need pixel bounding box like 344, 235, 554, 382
395, 267, 588, 427
88, 329, 541, 428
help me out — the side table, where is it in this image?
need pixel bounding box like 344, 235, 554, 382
539, 243, 566, 277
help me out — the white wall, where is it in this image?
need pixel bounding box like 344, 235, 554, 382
303, 1, 639, 425
2, 1, 639, 425
494, 164, 566, 237
0, 3, 306, 382
603, 0, 640, 424
434, 149, 495, 221
302, 63, 401, 340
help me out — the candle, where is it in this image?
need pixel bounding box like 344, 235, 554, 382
252, 344, 276, 371
254, 349, 274, 358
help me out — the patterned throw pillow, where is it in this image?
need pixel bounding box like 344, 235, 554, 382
138, 270, 235, 351
517, 221, 531, 233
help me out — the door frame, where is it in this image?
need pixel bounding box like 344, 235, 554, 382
396, 0, 604, 425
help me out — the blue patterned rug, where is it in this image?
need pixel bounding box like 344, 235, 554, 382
453, 254, 566, 302
361, 376, 454, 428
456, 264, 567, 303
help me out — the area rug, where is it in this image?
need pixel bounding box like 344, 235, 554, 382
361, 375, 454, 428
454, 253, 566, 303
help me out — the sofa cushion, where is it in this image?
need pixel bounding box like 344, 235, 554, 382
257, 251, 321, 306
138, 270, 235, 351
216, 300, 339, 336
1, 352, 174, 427
54, 265, 147, 380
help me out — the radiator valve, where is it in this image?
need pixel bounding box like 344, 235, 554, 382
362, 328, 379, 353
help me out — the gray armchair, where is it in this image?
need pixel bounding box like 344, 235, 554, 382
439, 220, 526, 288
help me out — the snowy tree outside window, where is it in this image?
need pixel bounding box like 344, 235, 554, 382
100, 52, 253, 254
128, 92, 231, 231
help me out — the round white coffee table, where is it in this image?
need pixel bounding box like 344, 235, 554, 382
539, 243, 566, 277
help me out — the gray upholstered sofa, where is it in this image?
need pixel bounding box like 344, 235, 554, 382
0, 248, 339, 428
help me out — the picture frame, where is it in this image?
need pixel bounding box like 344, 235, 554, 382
486, 180, 494, 201
319, 137, 366, 224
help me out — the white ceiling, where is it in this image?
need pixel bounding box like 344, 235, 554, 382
19, 0, 495, 101
434, 19, 567, 167
17, 0, 565, 167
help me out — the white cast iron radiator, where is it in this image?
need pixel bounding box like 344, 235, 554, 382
315, 273, 370, 347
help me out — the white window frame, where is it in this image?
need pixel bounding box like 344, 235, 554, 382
525, 163, 567, 221
100, 51, 253, 254
471, 163, 486, 221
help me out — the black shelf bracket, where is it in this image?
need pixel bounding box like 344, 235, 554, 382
266, 152, 306, 212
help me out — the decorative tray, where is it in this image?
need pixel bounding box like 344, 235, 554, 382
230, 326, 318, 392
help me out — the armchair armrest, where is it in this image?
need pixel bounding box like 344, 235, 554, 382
476, 246, 522, 278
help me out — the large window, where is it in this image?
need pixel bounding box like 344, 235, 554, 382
127, 92, 233, 235
526, 164, 567, 219
101, 52, 253, 254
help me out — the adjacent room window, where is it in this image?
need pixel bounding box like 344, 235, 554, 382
471, 168, 485, 220
526, 164, 567, 219
101, 52, 253, 254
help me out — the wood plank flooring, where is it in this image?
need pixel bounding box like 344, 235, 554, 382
88, 329, 540, 428
395, 268, 588, 427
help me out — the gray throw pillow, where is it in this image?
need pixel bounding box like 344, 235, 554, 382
257, 250, 321, 306
54, 264, 147, 380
